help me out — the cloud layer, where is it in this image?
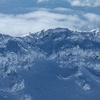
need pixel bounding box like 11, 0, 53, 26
0, 8, 100, 36
67, 0, 100, 7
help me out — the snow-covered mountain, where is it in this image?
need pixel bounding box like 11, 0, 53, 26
0, 28, 100, 100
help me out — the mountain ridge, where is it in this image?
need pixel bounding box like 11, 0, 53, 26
0, 27, 100, 100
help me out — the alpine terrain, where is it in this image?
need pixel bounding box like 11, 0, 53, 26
0, 28, 100, 100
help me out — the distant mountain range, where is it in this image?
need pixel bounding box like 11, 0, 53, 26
0, 28, 100, 100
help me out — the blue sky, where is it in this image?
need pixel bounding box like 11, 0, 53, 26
0, 0, 100, 36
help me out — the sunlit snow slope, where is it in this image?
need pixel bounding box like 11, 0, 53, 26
0, 28, 100, 100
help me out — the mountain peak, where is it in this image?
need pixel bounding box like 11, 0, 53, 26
91, 28, 100, 34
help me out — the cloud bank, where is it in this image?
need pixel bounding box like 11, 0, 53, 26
0, 8, 100, 36
67, 0, 100, 7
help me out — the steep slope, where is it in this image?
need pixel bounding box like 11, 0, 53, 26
0, 28, 100, 100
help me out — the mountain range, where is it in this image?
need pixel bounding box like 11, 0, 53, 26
0, 28, 100, 100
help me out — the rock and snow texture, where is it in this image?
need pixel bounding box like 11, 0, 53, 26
0, 28, 100, 100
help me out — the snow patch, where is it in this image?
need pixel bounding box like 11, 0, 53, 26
10, 80, 25, 92
20, 94, 32, 100
76, 80, 91, 91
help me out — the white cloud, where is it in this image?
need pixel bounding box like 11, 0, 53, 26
84, 13, 100, 22
67, 0, 100, 7
37, 0, 48, 3
54, 7, 74, 12
0, 8, 100, 36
